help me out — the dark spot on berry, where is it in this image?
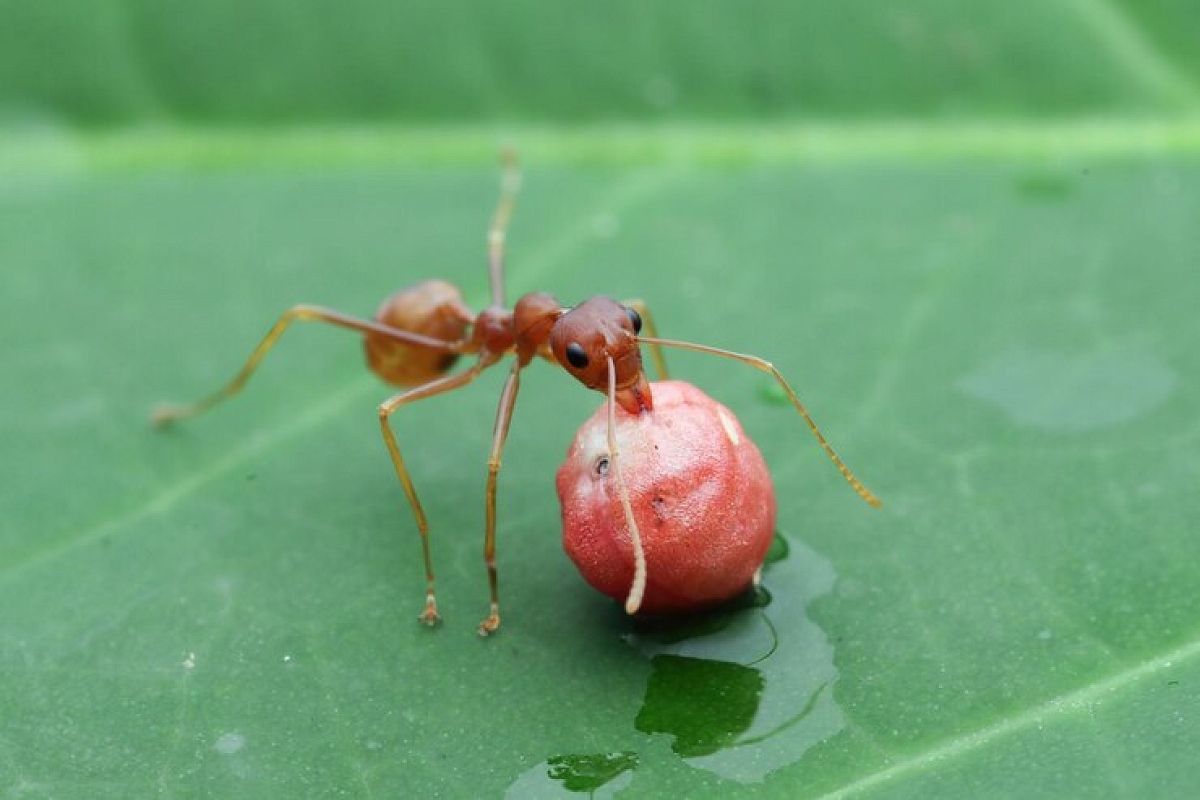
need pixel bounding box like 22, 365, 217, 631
652, 495, 668, 518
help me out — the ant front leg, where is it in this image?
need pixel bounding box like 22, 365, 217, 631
638, 336, 883, 508
622, 298, 669, 380
378, 360, 492, 626
479, 360, 522, 636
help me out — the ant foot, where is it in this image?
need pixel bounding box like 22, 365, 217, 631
418, 596, 441, 627
150, 404, 182, 428
477, 607, 501, 637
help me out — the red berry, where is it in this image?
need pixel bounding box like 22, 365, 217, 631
556, 380, 776, 614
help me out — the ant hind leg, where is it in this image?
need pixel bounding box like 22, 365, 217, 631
153, 304, 460, 427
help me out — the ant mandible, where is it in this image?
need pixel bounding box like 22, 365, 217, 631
153, 152, 881, 636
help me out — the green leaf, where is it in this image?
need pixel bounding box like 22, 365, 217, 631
3, 129, 1198, 798
3, 0, 1200, 124
4, 1, 1200, 789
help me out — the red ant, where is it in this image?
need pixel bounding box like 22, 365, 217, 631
154, 153, 881, 636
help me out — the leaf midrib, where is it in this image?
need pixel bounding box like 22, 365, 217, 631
4, 119, 1200, 174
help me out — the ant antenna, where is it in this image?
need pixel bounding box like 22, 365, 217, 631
488, 148, 521, 308
607, 356, 648, 614
638, 336, 882, 508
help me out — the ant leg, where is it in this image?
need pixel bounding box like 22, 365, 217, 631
638, 336, 882, 508
487, 149, 521, 308
623, 298, 669, 380
478, 360, 523, 636
379, 360, 494, 626
153, 304, 461, 426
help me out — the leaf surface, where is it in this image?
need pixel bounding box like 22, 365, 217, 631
2, 130, 1199, 798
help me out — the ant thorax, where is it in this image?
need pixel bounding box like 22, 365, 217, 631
470, 306, 516, 356
511, 292, 561, 364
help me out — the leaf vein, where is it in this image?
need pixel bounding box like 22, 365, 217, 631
0, 377, 375, 588
1059, 0, 1200, 107
816, 634, 1200, 799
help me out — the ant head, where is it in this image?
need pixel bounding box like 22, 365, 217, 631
549, 296, 653, 414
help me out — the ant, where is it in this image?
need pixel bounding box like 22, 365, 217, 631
153, 152, 881, 636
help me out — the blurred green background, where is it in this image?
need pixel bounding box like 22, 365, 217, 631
3, 0, 1200, 124
3, 3, 1200, 799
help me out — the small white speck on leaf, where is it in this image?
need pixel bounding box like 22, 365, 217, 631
214, 732, 246, 755
182, 652, 196, 670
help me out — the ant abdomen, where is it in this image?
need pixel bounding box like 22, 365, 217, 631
365, 279, 473, 386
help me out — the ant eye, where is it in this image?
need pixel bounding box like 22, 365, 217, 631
565, 342, 589, 369
626, 307, 643, 334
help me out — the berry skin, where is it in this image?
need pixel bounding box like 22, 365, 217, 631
556, 380, 776, 614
